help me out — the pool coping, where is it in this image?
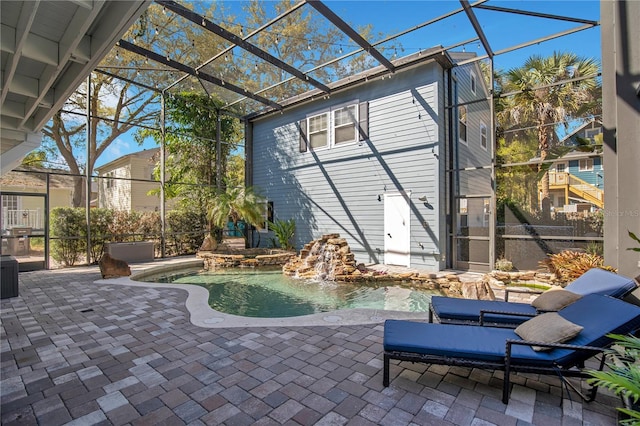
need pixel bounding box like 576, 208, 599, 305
96, 258, 431, 328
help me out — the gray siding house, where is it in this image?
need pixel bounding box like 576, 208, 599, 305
246, 49, 491, 271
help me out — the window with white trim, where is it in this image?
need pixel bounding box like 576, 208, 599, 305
257, 200, 273, 233
458, 102, 467, 144
480, 122, 487, 150
308, 112, 329, 149
300, 102, 366, 152
556, 162, 567, 173
106, 171, 115, 189
333, 105, 358, 145
470, 70, 477, 95
2, 195, 19, 214
579, 158, 594, 171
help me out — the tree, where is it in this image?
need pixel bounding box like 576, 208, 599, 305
497, 52, 600, 217
136, 92, 242, 222
208, 184, 266, 243
42, 74, 159, 207
39, 4, 223, 206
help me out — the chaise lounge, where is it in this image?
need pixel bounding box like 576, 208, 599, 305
429, 268, 637, 327
384, 293, 640, 403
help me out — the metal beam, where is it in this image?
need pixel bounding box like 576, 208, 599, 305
475, 4, 599, 26
116, 39, 282, 110
157, 0, 330, 94
459, 0, 494, 59
165, 0, 307, 92
307, 0, 395, 73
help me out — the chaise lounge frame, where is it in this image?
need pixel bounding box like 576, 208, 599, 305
383, 339, 606, 404
384, 294, 640, 404
428, 268, 638, 328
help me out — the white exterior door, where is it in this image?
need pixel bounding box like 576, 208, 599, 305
384, 193, 410, 266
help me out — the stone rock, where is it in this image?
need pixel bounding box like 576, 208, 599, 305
460, 281, 496, 300
199, 235, 217, 251
99, 253, 131, 279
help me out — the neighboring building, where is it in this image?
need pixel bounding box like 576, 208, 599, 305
0, 168, 89, 231
95, 148, 163, 212
246, 49, 492, 271
544, 120, 604, 212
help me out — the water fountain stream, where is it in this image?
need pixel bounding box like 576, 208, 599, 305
283, 234, 359, 281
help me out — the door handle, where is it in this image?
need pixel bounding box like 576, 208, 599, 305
387, 233, 392, 238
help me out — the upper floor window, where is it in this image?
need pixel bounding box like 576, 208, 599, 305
579, 158, 594, 171
480, 122, 487, 150
470, 70, 477, 95
106, 172, 114, 189
308, 113, 329, 149
333, 105, 358, 145
458, 102, 467, 144
300, 102, 367, 152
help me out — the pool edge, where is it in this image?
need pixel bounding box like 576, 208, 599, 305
96, 258, 431, 328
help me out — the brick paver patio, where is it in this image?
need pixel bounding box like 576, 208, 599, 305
1, 263, 621, 425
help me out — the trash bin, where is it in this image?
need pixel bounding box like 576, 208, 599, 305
7, 227, 31, 256
1, 255, 19, 299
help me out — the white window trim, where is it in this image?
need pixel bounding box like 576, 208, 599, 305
458, 99, 467, 146
470, 70, 477, 95
555, 161, 568, 173
579, 158, 594, 171
307, 111, 330, 151
305, 101, 360, 151
332, 104, 359, 146
480, 121, 487, 150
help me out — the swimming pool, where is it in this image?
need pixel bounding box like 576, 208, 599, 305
137, 266, 443, 318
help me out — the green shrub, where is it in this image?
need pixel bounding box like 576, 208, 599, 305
50, 207, 86, 266
587, 334, 640, 425
89, 208, 113, 263
166, 209, 207, 255
268, 219, 295, 250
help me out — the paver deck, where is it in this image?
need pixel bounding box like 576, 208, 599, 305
1, 260, 622, 425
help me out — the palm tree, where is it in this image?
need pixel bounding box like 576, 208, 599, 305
498, 52, 600, 218
207, 184, 266, 244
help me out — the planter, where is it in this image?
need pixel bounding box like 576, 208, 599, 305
105, 242, 154, 263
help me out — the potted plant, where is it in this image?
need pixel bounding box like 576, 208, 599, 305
587, 333, 640, 424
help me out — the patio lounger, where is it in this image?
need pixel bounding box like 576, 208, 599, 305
429, 268, 637, 327
384, 294, 640, 403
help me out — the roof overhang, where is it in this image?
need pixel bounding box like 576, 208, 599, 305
1, 0, 151, 175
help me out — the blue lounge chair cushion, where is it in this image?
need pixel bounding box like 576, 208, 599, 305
385, 294, 640, 367
429, 269, 636, 325
429, 297, 536, 325
564, 268, 637, 298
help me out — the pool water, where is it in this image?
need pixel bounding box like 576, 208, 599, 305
139, 267, 443, 318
